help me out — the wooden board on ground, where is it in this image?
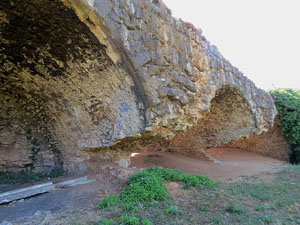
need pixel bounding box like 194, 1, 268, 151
0, 182, 55, 204
55, 176, 96, 188
0, 177, 97, 204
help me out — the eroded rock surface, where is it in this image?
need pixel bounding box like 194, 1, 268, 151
221, 116, 290, 161
0, 0, 277, 173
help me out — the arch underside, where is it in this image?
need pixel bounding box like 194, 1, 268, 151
168, 85, 257, 159
0, 0, 142, 173
0, 0, 271, 174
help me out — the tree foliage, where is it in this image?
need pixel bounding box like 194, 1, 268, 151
270, 89, 300, 163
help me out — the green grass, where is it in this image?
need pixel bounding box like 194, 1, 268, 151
97, 195, 120, 209
97, 167, 219, 212
0, 171, 44, 184
199, 206, 209, 212
225, 204, 246, 215
95, 167, 219, 224
0, 169, 64, 185
164, 205, 179, 215
87, 164, 300, 225
120, 215, 139, 225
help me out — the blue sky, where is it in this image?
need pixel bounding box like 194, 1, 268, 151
163, 0, 300, 90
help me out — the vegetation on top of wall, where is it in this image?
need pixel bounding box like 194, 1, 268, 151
270, 88, 300, 164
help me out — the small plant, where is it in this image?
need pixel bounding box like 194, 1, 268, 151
100, 219, 116, 225
255, 205, 271, 211
97, 195, 120, 209
225, 204, 246, 215
142, 219, 153, 225
120, 215, 139, 225
199, 206, 209, 212
122, 168, 168, 203
261, 215, 274, 224
49, 169, 63, 178
164, 205, 178, 215
0, 171, 44, 184
210, 217, 223, 224
121, 202, 139, 213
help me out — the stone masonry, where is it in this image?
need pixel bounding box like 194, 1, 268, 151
0, 0, 278, 173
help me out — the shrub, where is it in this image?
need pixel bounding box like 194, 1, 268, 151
270, 89, 300, 163
97, 167, 219, 213
164, 205, 179, 215
97, 195, 120, 209
120, 215, 139, 225
122, 168, 168, 203
142, 219, 153, 225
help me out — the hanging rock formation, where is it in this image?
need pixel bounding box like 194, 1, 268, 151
0, 0, 277, 174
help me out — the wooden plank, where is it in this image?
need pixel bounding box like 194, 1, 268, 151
55, 176, 87, 188
0, 182, 55, 204
55, 177, 96, 188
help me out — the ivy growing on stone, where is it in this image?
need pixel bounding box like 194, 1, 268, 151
270, 89, 300, 163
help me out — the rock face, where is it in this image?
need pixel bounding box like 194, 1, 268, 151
0, 0, 277, 174
220, 116, 291, 161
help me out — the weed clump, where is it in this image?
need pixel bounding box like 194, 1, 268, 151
0, 171, 44, 184
120, 215, 139, 225
225, 204, 246, 215
164, 205, 179, 215
98, 167, 219, 209
97, 167, 219, 223
97, 195, 120, 209
97, 167, 219, 212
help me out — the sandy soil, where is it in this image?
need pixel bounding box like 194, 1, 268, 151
130, 148, 284, 181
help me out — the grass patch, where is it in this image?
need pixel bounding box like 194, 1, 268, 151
97, 195, 120, 209
0, 169, 64, 185
120, 215, 139, 225
96, 167, 219, 223
164, 205, 179, 215
225, 204, 246, 215
98, 167, 219, 209
0, 171, 44, 184
49, 169, 64, 178
86, 164, 300, 224
199, 206, 209, 212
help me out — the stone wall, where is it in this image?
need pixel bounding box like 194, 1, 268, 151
168, 85, 257, 159
0, 0, 144, 173
0, 0, 278, 173
220, 116, 290, 161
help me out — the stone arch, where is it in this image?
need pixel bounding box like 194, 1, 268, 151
168, 85, 257, 159
0, 0, 145, 173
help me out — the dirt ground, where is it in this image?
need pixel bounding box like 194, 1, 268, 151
130, 148, 284, 181
0, 148, 285, 224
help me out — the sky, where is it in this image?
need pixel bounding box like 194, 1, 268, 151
163, 0, 300, 90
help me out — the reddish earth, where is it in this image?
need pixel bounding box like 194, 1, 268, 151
130, 148, 284, 181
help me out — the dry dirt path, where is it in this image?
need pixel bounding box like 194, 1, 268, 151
130, 148, 284, 181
